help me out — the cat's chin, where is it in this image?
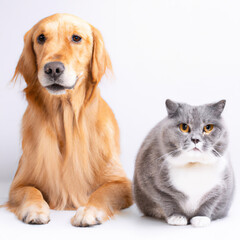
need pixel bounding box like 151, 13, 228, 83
166, 150, 218, 167
187, 148, 203, 158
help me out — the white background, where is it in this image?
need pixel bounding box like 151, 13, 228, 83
0, 0, 239, 239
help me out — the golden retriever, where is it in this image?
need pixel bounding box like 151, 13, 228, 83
7, 13, 132, 226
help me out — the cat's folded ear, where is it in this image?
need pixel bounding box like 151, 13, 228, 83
165, 99, 179, 117
208, 100, 226, 117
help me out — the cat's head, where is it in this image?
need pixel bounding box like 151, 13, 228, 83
162, 99, 228, 165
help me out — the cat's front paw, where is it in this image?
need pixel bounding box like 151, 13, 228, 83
190, 216, 211, 227
167, 214, 188, 226
71, 206, 109, 227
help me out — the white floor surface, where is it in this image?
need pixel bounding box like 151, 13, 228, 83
0, 182, 239, 240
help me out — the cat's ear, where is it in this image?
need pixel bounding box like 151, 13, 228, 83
165, 99, 179, 117
208, 100, 226, 117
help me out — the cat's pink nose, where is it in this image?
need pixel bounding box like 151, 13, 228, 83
191, 138, 200, 144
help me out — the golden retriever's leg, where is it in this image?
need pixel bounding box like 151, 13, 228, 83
71, 179, 132, 227
8, 186, 50, 224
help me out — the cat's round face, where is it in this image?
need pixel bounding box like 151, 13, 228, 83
162, 100, 227, 165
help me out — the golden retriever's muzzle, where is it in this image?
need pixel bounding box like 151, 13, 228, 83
40, 61, 78, 94
44, 61, 66, 92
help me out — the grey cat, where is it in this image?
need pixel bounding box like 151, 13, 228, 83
133, 99, 234, 227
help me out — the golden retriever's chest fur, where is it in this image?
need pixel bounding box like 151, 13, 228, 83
19, 97, 107, 210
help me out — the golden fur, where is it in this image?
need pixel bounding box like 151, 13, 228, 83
7, 13, 132, 226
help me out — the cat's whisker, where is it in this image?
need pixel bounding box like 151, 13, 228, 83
212, 149, 222, 157
155, 148, 182, 162
205, 147, 221, 157
204, 147, 222, 159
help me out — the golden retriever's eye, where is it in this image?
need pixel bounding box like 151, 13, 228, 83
72, 35, 82, 43
37, 34, 46, 44
203, 124, 214, 134
179, 123, 190, 133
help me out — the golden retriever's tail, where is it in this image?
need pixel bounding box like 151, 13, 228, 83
0, 202, 7, 208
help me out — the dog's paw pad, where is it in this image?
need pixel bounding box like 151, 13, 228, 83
24, 213, 50, 224
190, 216, 211, 227
71, 206, 108, 227
167, 215, 188, 226
19, 202, 50, 225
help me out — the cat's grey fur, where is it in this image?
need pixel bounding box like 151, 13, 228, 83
133, 99, 234, 226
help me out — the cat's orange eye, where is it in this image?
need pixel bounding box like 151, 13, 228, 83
203, 124, 214, 133
179, 123, 190, 133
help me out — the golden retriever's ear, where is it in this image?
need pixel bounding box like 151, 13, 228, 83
90, 26, 112, 84
12, 28, 37, 84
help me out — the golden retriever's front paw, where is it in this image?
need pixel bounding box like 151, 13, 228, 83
71, 206, 109, 227
18, 202, 50, 224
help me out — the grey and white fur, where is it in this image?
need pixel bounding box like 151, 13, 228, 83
133, 99, 234, 227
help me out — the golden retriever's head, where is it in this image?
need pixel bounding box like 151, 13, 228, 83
13, 13, 112, 96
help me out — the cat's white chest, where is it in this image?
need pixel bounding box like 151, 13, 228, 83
167, 153, 226, 214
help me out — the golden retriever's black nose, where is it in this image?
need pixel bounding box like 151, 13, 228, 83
44, 62, 65, 80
